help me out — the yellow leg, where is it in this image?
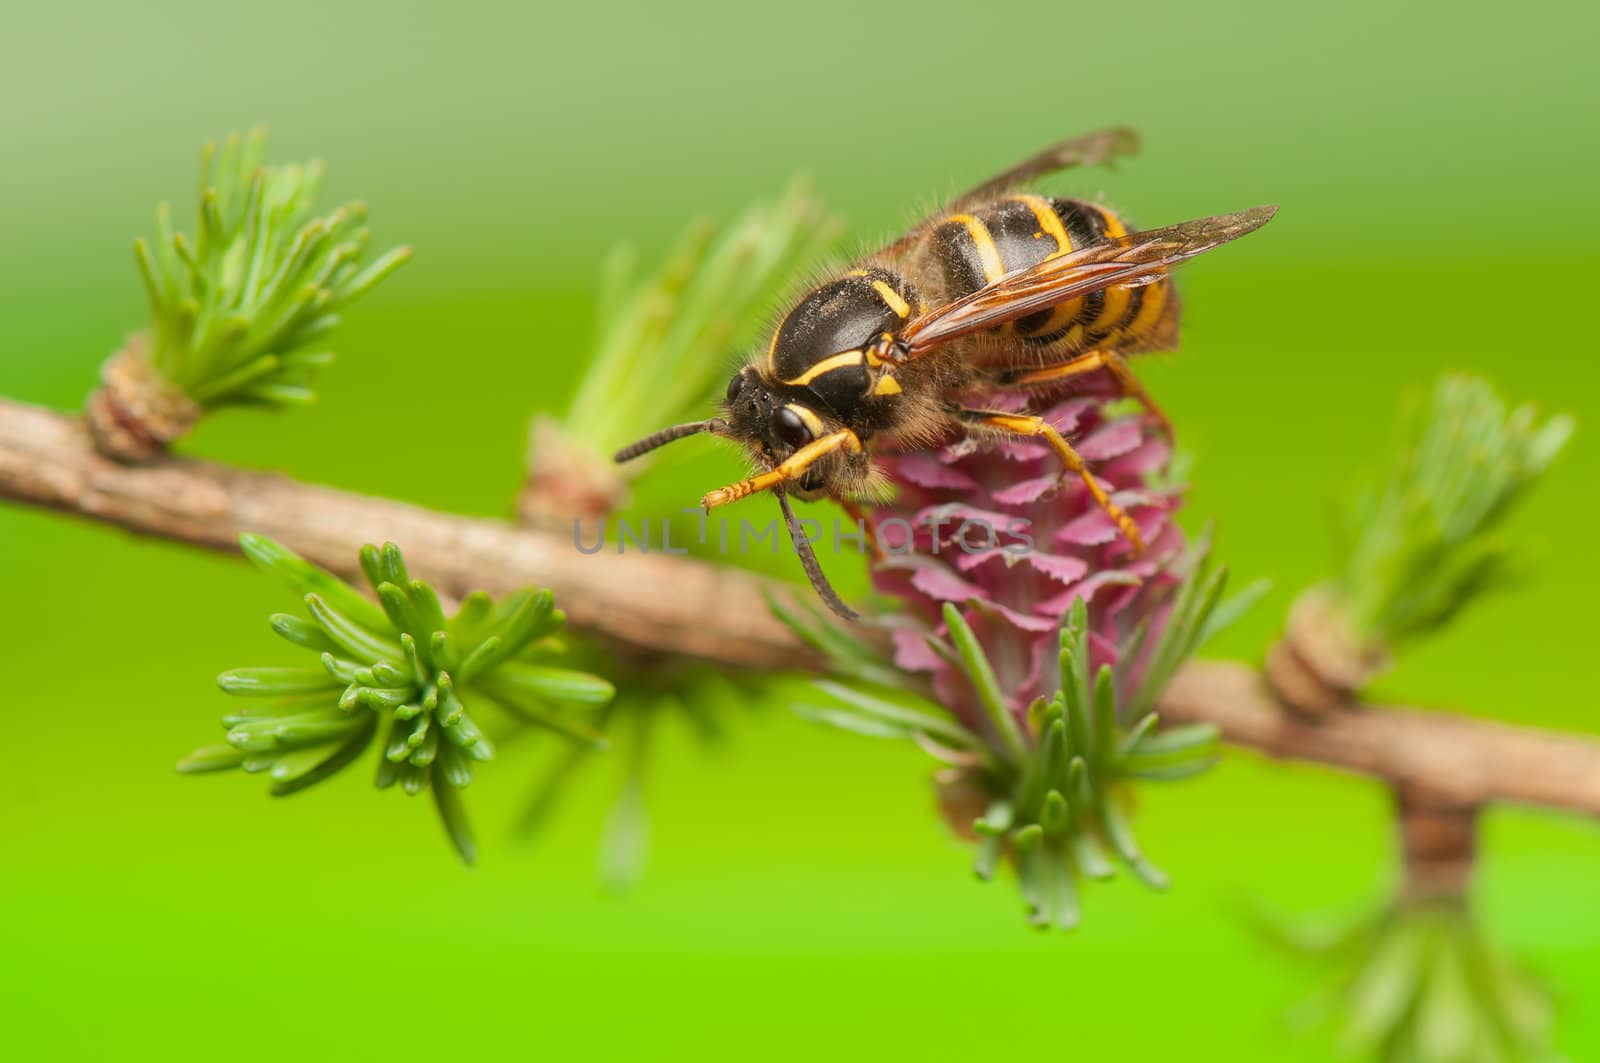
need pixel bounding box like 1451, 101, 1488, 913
962, 409, 1145, 553
702, 430, 862, 509
1001, 350, 1172, 436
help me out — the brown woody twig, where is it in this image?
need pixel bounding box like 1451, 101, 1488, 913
4, 395, 1600, 818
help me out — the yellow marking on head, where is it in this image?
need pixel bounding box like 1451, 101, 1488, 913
872, 373, 902, 396
847, 268, 870, 277
785, 403, 827, 438
864, 347, 884, 368
946, 212, 1005, 283
782, 349, 864, 387
1015, 194, 1071, 253
871, 279, 911, 318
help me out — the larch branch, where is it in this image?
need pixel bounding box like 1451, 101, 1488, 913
1160, 662, 1600, 815
0, 397, 818, 672
3, 396, 1598, 817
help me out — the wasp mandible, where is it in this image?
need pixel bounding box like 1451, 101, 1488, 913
617, 129, 1277, 620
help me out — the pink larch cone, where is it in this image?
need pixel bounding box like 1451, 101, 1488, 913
865, 372, 1187, 737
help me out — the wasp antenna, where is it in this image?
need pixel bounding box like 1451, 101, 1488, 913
776, 488, 860, 623
613, 419, 725, 463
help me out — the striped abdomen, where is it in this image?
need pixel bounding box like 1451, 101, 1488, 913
922, 195, 1177, 356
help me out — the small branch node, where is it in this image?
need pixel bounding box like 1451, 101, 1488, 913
1265, 586, 1389, 717
1395, 783, 1479, 903
83, 335, 200, 463
516, 416, 628, 527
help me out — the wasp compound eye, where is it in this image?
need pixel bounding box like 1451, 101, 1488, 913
773, 406, 814, 452
725, 372, 746, 405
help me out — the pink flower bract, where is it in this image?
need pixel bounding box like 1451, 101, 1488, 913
867, 375, 1187, 734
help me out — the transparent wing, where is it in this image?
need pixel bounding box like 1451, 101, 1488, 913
943, 127, 1141, 214
876, 128, 1141, 260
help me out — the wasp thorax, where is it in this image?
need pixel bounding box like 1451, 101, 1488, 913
767, 268, 920, 416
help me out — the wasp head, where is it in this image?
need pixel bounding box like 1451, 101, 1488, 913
612, 365, 861, 622
611, 365, 842, 498
723, 367, 832, 492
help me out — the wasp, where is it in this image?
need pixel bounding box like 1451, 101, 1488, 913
616, 129, 1276, 621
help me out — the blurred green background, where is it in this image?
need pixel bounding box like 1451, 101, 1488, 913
3, 1, 1597, 1058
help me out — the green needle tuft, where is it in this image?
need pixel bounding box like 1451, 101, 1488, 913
780, 537, 1243, 930
130, 129, 411, 413
565, 178, 842, 463
1273, 898, 1557, 1062
1335, 373, 1573, 649
179, 536, 613, 864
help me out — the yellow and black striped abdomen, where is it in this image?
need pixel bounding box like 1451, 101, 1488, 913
924, 195, 1176, 355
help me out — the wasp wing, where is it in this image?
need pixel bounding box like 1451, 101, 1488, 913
943, 127, 1141, 214
897, 205, 1278, 357
877, 128, 1141, 260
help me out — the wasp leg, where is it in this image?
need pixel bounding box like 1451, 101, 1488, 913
998, 351, 1172, 436
701, 429, 863, 510
957, 408, 1145, 553
836, 496, 885, 562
